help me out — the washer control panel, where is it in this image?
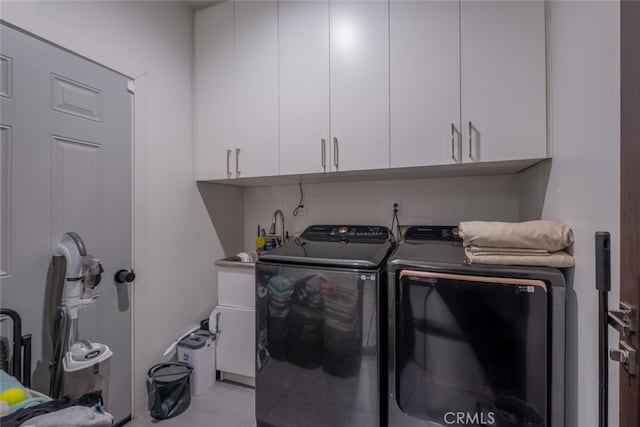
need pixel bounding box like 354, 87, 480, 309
301, 225, 389, 243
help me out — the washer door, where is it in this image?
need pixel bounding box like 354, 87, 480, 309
394, 270, 548, 426
255, 262, 381, 427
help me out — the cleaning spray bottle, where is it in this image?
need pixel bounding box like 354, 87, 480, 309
255, 226, 266, 250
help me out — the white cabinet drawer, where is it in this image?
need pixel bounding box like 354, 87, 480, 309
218, 267, 255, 309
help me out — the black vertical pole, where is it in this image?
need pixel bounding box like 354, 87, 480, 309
595, 232, 611, 427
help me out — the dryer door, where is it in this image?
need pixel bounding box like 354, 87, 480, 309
394, 270, 548, 427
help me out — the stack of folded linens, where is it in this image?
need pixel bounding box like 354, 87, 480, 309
458, 220, 575, 268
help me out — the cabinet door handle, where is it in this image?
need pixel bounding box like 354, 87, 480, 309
333, 137, 339, 170
216, 311, 221, 335
451, 123, 457, 162
235, 147, 241, 177
468, 121, 473, 159
226, 149, 232, 178
321, 138, 326, 171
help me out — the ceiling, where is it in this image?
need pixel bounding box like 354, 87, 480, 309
185, 1, 220, 11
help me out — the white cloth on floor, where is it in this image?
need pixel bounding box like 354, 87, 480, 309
19, 406, 113, 427
458, 220, 574, 252
464, 246, 575, 268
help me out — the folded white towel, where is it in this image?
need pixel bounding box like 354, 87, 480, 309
465, 246, 575, 268
466, 247, 549, 257
459, 220, 574, 252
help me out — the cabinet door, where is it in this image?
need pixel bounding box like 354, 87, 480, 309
390, 0, 461, 167
195, 2, 234, 180
279, 0, 331, 175
235, 0, 279, 178
461, 0, 547, 162
216, 306, 255, 378
330, 0, 389, 172
218, 268, 255, 309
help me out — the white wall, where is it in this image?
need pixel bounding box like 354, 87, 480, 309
520, 2, 620, 426
243, 175, 520, 251
0, 1, 222, 416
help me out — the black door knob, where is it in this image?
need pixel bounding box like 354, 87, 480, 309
114, 269, 136, 284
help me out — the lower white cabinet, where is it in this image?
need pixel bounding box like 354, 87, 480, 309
214, 306, 255, 383
218, 269, 255, 309
214, 265, 255, 386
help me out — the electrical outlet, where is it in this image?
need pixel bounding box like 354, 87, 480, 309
297, 205, 307, 216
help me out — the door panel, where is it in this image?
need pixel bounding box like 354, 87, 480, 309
0, 24, 132, 422
461, 0, 546, 162
195, 1, 235, 180
390, 0, 461, 167
255, 262, 380, 427
218, 268, 255, 309
0, 54, 13, 99
395, 271, 548, 425
216, 306, 255, 378
620, 2, 640, 425
234, 0, 279, 178
279, 0, 331, 175
50, 135, 103, 252
330, 0, 389, 172
1, 125, 12, 276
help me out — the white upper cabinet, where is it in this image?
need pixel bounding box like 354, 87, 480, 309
234, 0, 280, 178
390, 0, 461, 167
194, 2, 234, 180
279, 0, 331, 175
195, 0, 548, 182
330, 0, 390, 172
461, 0, 547, 162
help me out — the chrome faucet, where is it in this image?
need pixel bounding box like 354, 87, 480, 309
269, 209, 285, 246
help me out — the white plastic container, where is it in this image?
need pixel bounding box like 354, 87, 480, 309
176, 330, 215, 395
63, 340, 112, 406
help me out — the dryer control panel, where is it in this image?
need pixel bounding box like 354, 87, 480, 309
404, 225, 460, 242
301, 225, 390, 243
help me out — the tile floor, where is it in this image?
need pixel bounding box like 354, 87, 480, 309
127, 381, 256, 427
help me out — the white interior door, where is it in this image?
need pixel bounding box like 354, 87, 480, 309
0, 24, 133, 422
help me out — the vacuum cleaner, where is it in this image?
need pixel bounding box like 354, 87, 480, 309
49, 232, 112, 405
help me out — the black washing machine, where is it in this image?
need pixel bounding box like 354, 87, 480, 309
387, 226, 566, 427
256, 225, 396, 427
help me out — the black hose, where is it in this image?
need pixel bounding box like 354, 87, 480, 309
22, 334, 32, 388
49, 307, 68, 398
